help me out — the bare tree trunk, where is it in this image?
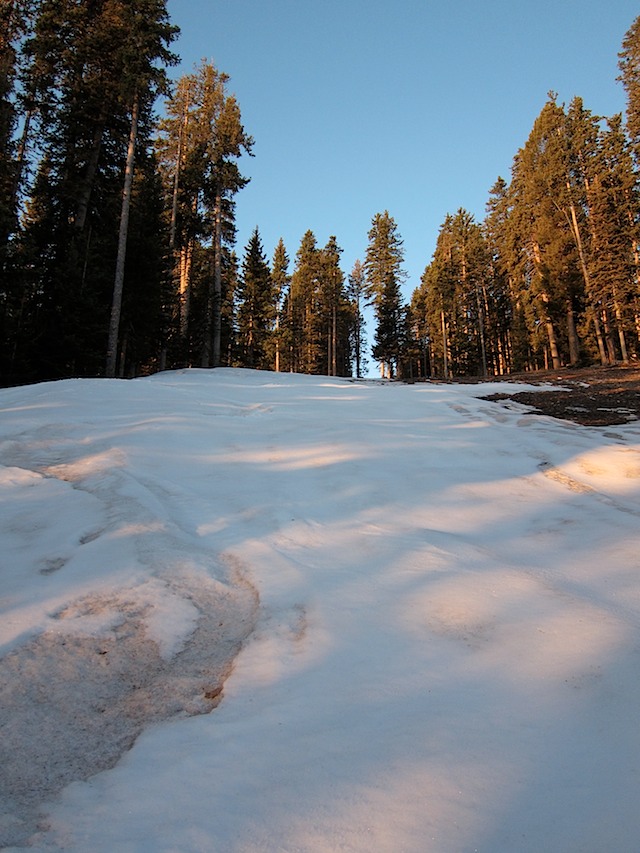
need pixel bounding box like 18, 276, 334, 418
532, 241, 561, 370
169, 96, 190, 251
590, 309, 608, 365
567, 301, 580, 366
200, 192, 223, 369
440, 308, 449, 379
613, 290, 629, 363
331, 305, 337, 375
545, 319, 561, 369
106, 94, 138, 378
555, 201, 581, 364
602, 310, 617, 363
179, 240, 193, 340
580, 183, 610, 365
476, 284, 487, 377
212, 192, 223, 367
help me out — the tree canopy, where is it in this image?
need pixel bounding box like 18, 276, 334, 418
2, 8, 640, 384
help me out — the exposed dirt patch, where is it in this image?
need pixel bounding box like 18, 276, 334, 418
0, 573, 258, 848
477, 365, 640, 426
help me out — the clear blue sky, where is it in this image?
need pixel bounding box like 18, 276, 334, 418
165, 0, 637, 305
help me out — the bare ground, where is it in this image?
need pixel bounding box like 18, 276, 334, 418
473, 365, 640, 427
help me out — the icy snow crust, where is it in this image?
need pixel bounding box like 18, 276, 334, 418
1, 368, 640, 851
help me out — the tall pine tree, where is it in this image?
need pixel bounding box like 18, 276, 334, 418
237, 227, 275, 369
364, 211, 406, 378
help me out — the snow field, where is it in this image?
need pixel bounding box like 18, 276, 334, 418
1, 369, 639, 851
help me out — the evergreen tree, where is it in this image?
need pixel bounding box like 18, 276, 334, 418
6, 0, 178, 381
619, 14, 640, 159
105, 0, 179, 377
271, 237, 290, 372
364, 211, 407, 377
508, 96, 585, 369
347, 259, 368, 378
586, 114, 638, 362
288, 230, 321, 373
237, 227, 275, 369
317, 236, 351, 376
117, 151, 171, 376
156, 61, 252, 369
484, 177, 524, 373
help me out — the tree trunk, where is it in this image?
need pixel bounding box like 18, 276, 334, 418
75, 111, 107, 234
200, 192, 223, 369
545, 320, 561, 369
602, 310, 617, 363
179, 240, 193, 340
613, 290, 629, 363
590, 309, 608, 365
169, 95, 190, 252
567, 301, 580, 366
212, 192, 223, 367
440, 308, 449, 379
476, 283, 487, 377
106, 93, 138, 378
331, 305, 337, 376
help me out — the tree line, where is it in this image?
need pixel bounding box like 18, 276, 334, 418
2, 4, 640, 384
411, 16, 640, 378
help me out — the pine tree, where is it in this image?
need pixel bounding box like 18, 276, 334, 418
117, 152, 171, 376
586, 114, 638, 362
618, 14, 640, 159
6, 0, 178, 381
508, 96, 586, 369
271, 238, 290, 372
347, 259, 367, 378
316, 236, 351, 376
156, 61, 252, 370
237, 227, 275, 369
288, 230, 321, 373
484, 177, 524, 373
418, 210, 490, 378
105, 0, 179, 377
364, 211, 407, 378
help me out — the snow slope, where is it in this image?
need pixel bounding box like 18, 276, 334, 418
1, 368, 640, 852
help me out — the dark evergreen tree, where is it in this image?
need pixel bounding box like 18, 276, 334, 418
288, 230, 321, 373
364, 211, 407, 378
271, 237, 290, 372
5, 0, 178, 382
237, 227, 275, 369
317, 236, 352, 376
117, 151, 171, 377
105, 0, 179, 377
347, 259, 368, 378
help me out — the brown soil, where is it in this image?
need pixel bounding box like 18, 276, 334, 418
477, 365, 640, 426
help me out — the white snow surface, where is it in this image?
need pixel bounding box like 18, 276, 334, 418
1, 368, 640, 852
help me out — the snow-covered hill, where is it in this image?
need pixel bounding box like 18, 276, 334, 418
1, 369, 640, 852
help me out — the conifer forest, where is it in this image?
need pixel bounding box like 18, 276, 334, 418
2, 3, 640, 384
